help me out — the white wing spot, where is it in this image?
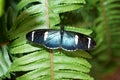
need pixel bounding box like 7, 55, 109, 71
44, 31, 48, 41
31, 31, 35, 41
88, 38, 91, 49
75, 35, 79, 45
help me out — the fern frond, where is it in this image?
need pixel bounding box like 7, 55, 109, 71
51, 26, 93, 35
9, 44, 41, 54
5, 0, 94, 80
92, 1, 120, 77
0, 45, 11, 79
10, 51, 92, 80
94, 0, 120, 55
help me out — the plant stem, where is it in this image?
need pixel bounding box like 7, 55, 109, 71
100, 0, 112, 54
50, 50, 54, 80
45, 0, 54, 80
45, 0, 50, 28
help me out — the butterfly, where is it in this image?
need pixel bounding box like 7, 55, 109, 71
26, 26, 96, 51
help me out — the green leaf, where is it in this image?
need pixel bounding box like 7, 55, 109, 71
0, 45, 11, 79
9, 44, 41, 54
52, 26, 93, 35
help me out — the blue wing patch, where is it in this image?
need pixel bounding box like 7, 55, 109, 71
44, 30, 61, 49
62, 31, 77, 51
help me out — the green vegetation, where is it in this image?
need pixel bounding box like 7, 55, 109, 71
0, 0, 120, 80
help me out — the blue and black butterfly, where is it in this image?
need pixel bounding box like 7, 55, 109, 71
26, 26, 96, 51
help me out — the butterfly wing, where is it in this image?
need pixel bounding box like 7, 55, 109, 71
62, 31, 96, 51
26, 29, 61, 49
44, 30, 61, 49
26, 29, 47, 44
26, 29, 96, 51
61, 31, 77, 51
76, 32, 96, 50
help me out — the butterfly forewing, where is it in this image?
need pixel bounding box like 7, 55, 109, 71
26, 29, 61, 49
26, 29, 48, 44
76, 32, 96, 50
61, 31, 96, 50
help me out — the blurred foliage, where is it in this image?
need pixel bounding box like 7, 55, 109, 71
0, 0, 120, 80
0, 0, 4, 17
60, 0, 120, 80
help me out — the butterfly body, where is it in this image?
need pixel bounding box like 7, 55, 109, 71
26, 26, 96, 51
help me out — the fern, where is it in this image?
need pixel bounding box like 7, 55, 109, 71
91, 0, 120, 79
0, 7, 13, 79
94, 0, 120, 63
0, 45, 11, 80
10, 51, 92, 80
0, 0, 95, 80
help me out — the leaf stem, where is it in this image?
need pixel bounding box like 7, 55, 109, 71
49, 50, 54, 80
45, 0, 50, 28
45, 0, 54, 80
100, 0, 112, 54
